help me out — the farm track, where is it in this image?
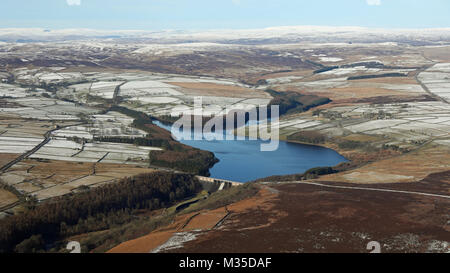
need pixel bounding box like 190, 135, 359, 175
178, 212, 201, 231
212, 206, 231, 230
71, 142, 85, 157
97, 152, 110, 163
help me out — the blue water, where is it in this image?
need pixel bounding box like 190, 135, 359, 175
154, 121, 347, 182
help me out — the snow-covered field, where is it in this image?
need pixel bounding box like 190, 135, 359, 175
273, 99, 450, 148
294, 77, 349, 89
91, 81, 124, 90
419, 64, 450, 101
266, 76, 304, 84
319, 57, 344, 63
22, 72, 86, 84
0, 84, 28, 98
30, 140, 162, 165
0, 97, 98, 120
129, 96, 181, 104
0, 136, 43, 154
345, 120, 409, 133
337, 102, 450, 141
50, 111, 148, 139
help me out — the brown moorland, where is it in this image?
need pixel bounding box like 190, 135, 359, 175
108, 187, 278, 253
163, 173, 450, 253
0, 154, 20, 169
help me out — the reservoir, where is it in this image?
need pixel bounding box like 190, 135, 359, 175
154, 121, 348, 182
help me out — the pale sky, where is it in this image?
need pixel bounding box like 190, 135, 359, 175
1, 0, 449, 30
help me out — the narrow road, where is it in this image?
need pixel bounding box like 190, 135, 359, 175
288, 181, 450, 200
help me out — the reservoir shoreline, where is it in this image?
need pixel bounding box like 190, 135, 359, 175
153, 120, 348, 182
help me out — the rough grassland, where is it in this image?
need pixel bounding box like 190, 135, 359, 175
317, 143, 450, 184
0, 189, 18, 208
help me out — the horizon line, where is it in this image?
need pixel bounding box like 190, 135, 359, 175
1, 25, 450, 32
